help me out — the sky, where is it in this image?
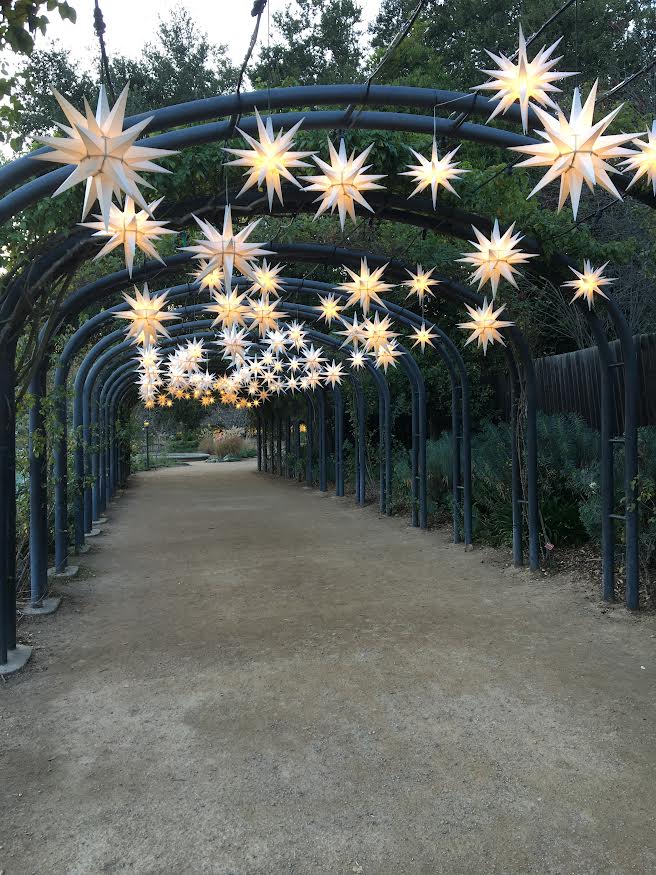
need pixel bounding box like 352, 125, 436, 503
36, 0, 383, 68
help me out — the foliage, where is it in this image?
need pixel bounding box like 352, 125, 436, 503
199, 426, 256, 459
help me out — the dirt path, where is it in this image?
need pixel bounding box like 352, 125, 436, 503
2, 460, 655, 874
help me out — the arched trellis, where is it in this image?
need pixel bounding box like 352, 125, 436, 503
0, 81, 648, 667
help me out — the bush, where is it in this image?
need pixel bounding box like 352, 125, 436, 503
199, 427, 256, 459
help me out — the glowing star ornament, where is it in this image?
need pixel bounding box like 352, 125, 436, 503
362, 312, 399, 353
622, 121, 656, 195
302, 344, 326, 371
182, 338, 207, 370
458, 299, 514, 354
410, 322, 438, 352
286, 376, 300, 392
182, 206, 272, 286
206, 288, 250, 328
266, 329, 288, 356
473, 25, 577, 133
458, 220, 537, 298
248, 259, 285, 298
317, 293, 343, 326
35, 84, 177, 228
115, 283, 178, 346
286, 321, 307, 350
200, 394, 215, 408
287, 355, 302, 373
348, 349, 366, 370
375, 340, 403, 372
247, 296, 287, 336
224, 108, 314, 209
217, 327, 251, 363
562, 259, 615, 309
192, 259, 224, 292
323, 360, 345, 387
402, 265, 439, 303
336, 312, 366, 348
81, 196, 175, 276
303, 138, 385, 228
511, 81, 638, 218
402, 142, 468, 206
339, 259, 393, 314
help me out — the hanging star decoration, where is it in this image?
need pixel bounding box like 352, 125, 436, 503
348, 349, 367, 370
248, 259, 285, 297
266, 329, 289, 356
247, 296, 287, 336
402, 142, 468, 206
562, 259, 615, 308
473, 25, 577, 133
402, 264, 440, 303
206, 287, 250, 328
217, 326, 251, 363
323, 360, 345, 387
336, 312, 366, 348
182, 206, 272, 286
622, 120, 656, 195
303, 138, 385, 228
410, 322, 438, 352
339, 259, 394, 314
511, 81, 638, 219
80, 196, 176, 276
302, 344, 326, 371
192, 259, 225, 292
458, 220, 537, 298
224, 108, 314, 209
458, 299, 514, 354
374, 340, 403, 372
35, 84, 177, 227
317, 293, 343, 325
115, 283, 178, 346
286, 321, 307, 350
362, 312, 399, 353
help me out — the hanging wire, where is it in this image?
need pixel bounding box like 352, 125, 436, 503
93, 0, 116, 103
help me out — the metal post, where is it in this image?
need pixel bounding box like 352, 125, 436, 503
0, 345, 17, 664
257, 416, 262, 471
144, 422, 150, 470
306, 397, 314, 485
333, 386, 344, 497
318, 390, 327, 492
28, 369, 48, 605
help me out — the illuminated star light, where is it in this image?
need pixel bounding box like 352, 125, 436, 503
511, 81, 638, 219
458, 299, 514, 355
402, 142, 469, 206
35, 84, 177, 227
402, 264, 439, 303
622, 120, 656, 196
248, 259, 285, 298
303, 138, 385, 228
349, 349, 367, 370
323, 360, 345, 387
217, 326, 251, 363
182, 205, 272, 286
266, 329, 289, 356
224, 108, 314, 208
286, 321, 307, 350
562, 259, 615, 309
375, 340, 403, 372
192, 259, 224, 292
302, 344, 326, 371
206, 287, 250, 328
339, 259, 394, 314
458, 220, 537, 298
410, 322, 438, 352
247, 296, 287, 336
81, 196, 176, 276
473, 25, 577, 133
362, 312, 399, 353
336, 312, 366, 348
317, 293, 343, 325
115, 283, 178, 346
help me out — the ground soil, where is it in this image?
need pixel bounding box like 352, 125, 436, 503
2, 460, 655, 874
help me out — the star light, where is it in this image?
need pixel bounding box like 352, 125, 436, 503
323, 360, 345, 387
362, 312, 399, 353
336, 312, 366, 348
81, 196, 176, 276
317, 293, 343, 325
182, 206, 272, 286
206, 287, 250, 328
511, 81, 638, 218
622, 121, 656, 195
303, 138, 385, 228
302, 344, 326, 371
457, 220, 537, 298
35, 84, 177, 227
200, 394, 214, 408
266, 329, 289, 356
410, 322, 438, 352
286, 375, 300, 392
458, 299, 514, 354
562, 259, 615, 308
401, 142, 468, 205
339, 259, 393, 314
402, 264, 439, 303
217, 326, 251, 363
286, 321, 307, 350
306, 371, 323, 390
224, 108, 314, 208
115, 283, 178, 346
248, 259, 285, 298
348, 349, 366, 369
192, 259, 225, 292
374, 340, 403, 372
287, 356, 302, 373
181, 338, 207, 370
247, 296, 287, 336
473, 25, 577, 133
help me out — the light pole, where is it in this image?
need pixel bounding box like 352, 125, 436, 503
143, 420, 150, 470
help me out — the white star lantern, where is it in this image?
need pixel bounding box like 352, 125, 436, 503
338, 259, 394, 314
81, 196, 175, 276
622, 121, 656, 196
224, 108, 314, 208
511, 81, 638, 218
403, 264, 439, 303
206, 288, 250, 328
458, 220, 537, 298
115, 283, 178, 346
36, 85, 177, 228
458, 299, 514, 354
473, 25, 577, 133
303, 138, 385, 228
402, 142, 468, 205
562, 259, 615, 309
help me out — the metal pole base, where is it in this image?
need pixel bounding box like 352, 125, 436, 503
48, 565, 79, 579
23, 596, 62, 616
0, 645, 32, 675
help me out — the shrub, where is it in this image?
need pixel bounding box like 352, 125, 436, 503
199, 427, 257, 459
